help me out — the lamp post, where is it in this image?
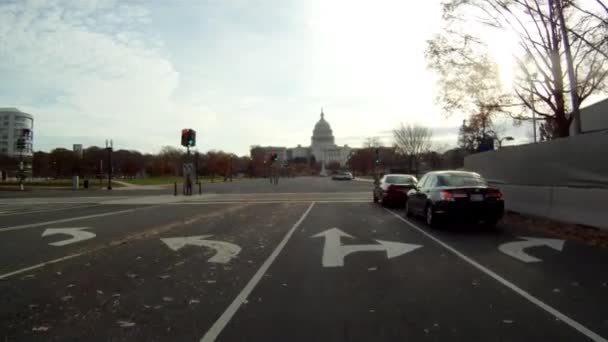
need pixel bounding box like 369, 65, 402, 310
105, 139, 113, 190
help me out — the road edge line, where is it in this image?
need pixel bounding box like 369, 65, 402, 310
0, 252, 85, 280
200, 202, 316, 342
0, 204, 102, 217
386, 209, 608, 342
0, 206, 156, 233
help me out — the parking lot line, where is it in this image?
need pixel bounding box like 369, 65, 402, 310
386, 209, 608, 342
200, 202, 316, 342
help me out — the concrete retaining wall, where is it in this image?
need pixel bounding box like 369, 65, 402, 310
465, 130, 608, 230
489, 182, 608, 230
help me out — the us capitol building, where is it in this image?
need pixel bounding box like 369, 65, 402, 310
252, 109, 352, 167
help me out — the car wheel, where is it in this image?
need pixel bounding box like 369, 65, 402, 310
405, 201, 414, 217
426, 204, 438, 227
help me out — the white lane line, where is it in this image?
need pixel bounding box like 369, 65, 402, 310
169, 200, 368, 205
0, 207, 149, 233
386, 209, 608, 342
0, 252, 85, 280
200, 202, 316, 342
0, 204, 100, 217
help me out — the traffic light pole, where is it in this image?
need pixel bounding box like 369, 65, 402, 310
106, 140, 113, 190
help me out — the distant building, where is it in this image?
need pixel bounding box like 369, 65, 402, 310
0, 108, 34, 157
251, 109, 352, 166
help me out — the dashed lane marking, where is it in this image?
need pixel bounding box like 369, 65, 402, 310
200, 202, 316, 342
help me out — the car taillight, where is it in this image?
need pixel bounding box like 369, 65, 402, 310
486, 189, 503, 200
440, 191, 455, 201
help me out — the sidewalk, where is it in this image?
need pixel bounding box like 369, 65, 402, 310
353, 177, 374, 183
111, 180, 168, 191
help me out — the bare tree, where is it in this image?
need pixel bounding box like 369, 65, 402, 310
428, 0, 608, 138
363, 137, 383, 148
393, 124, 433, 173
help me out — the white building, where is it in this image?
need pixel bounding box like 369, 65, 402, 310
251, 110, 352, 166
0, 108, 34, 157
288, 110, 351, 166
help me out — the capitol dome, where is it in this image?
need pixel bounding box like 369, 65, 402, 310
311, 109, 335, 146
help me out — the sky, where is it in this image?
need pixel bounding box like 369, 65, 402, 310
0, 0, 538, 155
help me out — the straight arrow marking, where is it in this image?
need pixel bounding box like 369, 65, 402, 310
311, 228, 422, 267
41, 227, 96, 247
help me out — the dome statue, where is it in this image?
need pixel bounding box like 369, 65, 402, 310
311, 109, 335, 147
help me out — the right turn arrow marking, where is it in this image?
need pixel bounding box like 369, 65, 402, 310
498, 236, 565, 263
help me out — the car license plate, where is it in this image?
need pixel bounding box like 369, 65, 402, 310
470, 194, 484, 202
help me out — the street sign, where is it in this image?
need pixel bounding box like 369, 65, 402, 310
73, 144, 83, 158
498, 236, 565, 263
161, 235, 241, 264
311, 228, 422, 267
183, 163, 195, 177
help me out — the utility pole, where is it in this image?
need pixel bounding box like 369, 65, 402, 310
105, 139, 113, 190
553, 0, 582, 134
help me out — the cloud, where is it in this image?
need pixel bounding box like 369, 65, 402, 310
0, 0, 215, 153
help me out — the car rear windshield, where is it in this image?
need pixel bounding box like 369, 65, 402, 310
437, 174, 487, 187
385, 176, 416, 184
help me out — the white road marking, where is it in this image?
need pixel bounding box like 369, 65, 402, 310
161, 235, 241, 264
498, 236, 565, 263
42, 227, 96, 247
0, 207, 143, 233
311, 227, 422, 267
200, 202, 316, 342
0, 204, 100, 217
0, 252, 86, 280
167, 199, 368, 205
386, 209, 608, 342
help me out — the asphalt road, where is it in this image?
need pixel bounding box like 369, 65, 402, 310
0, 177, 607, 341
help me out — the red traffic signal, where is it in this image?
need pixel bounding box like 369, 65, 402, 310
181, 129, 196, 147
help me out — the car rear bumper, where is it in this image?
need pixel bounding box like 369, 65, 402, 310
434, 201, 504, 221
383, 192, 408, 203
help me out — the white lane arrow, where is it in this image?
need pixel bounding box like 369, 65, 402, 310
311, 228, 422, 267
42, 227, 96, 246
498, 236, 565, 263
161, 235, 241, 264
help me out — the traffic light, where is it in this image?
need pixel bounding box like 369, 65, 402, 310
375, 148, 380, 164
269, 152, 278, 162
181, 129, 196, 147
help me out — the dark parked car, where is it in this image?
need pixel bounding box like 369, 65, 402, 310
373, 174, 418, 206
406, 171, 504, 227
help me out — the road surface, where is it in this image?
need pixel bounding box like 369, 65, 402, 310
0, 177, 606, 341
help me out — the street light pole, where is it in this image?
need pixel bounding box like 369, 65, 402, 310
105, 139, 113, 190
